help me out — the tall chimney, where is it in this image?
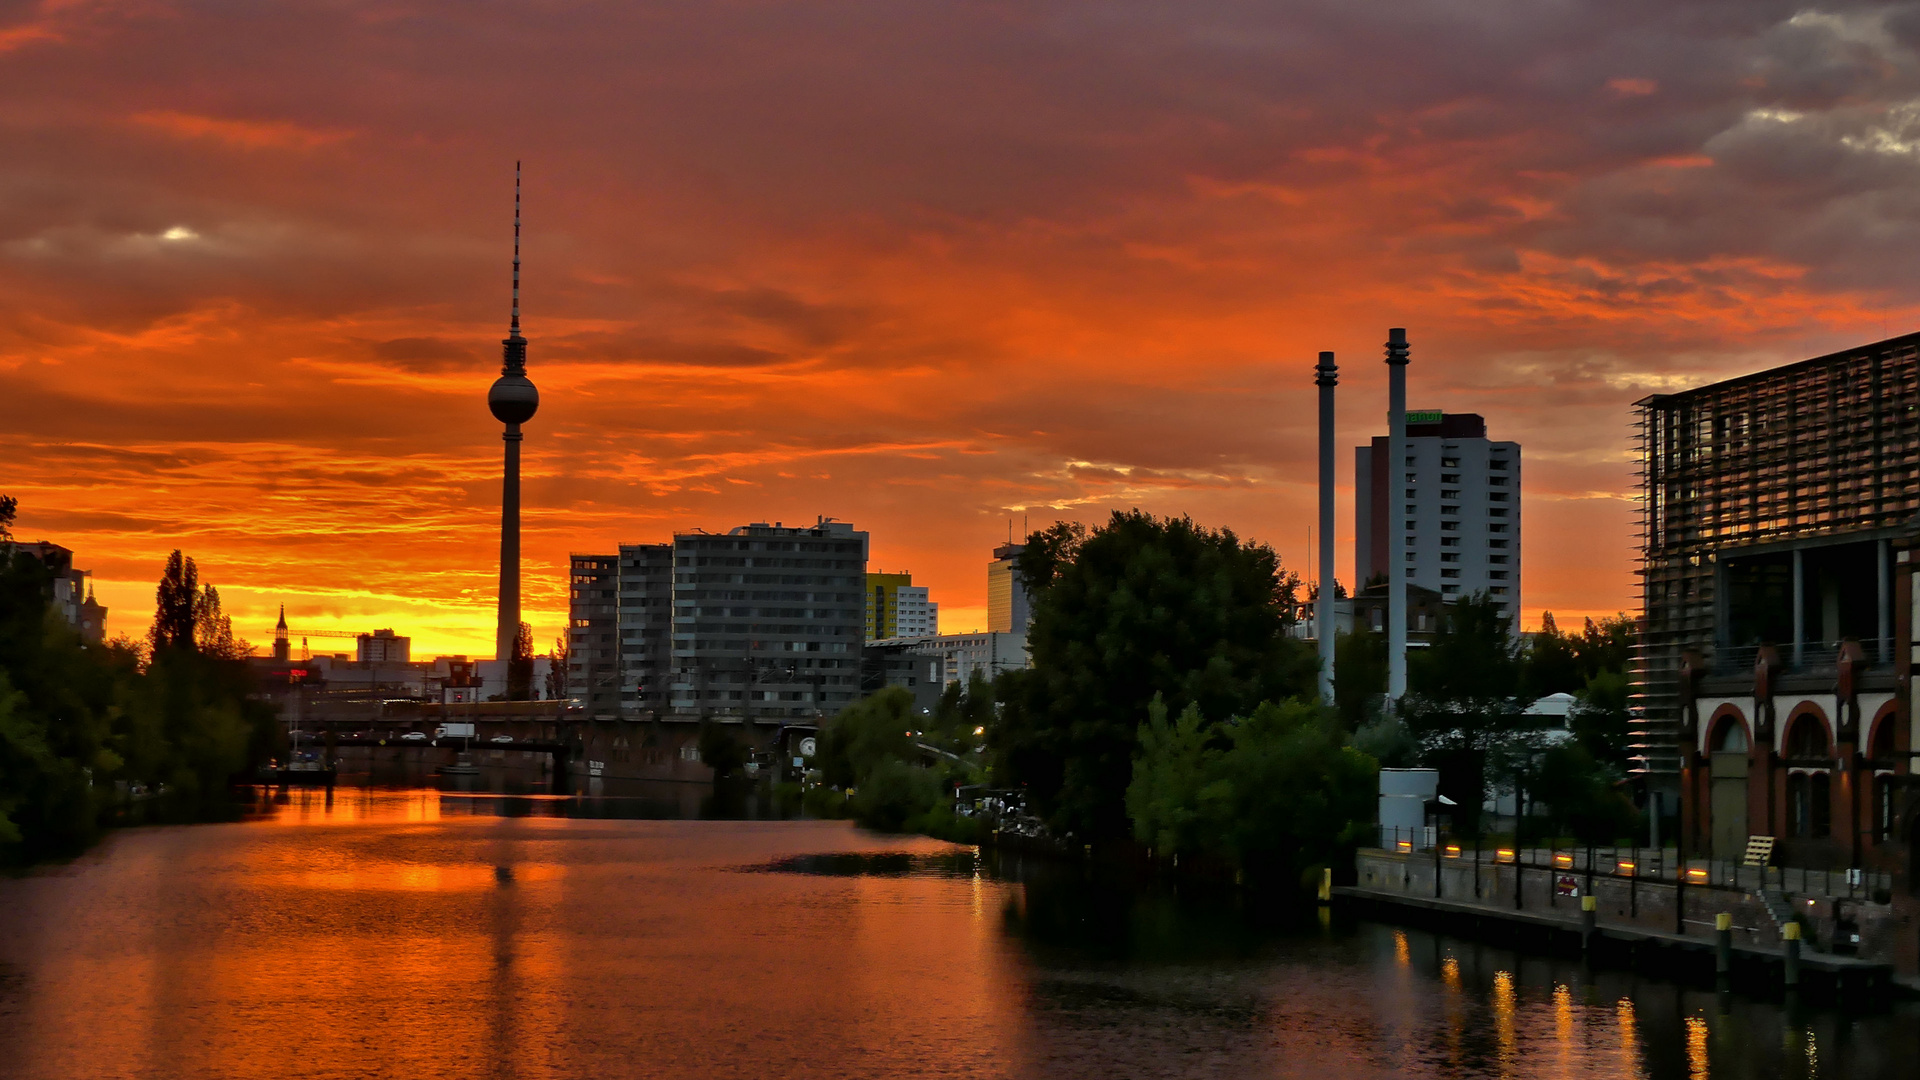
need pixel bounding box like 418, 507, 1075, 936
1315, 351, 1338, 705
1385, 328, 1410, 706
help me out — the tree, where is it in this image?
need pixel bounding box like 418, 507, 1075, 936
1574, 614, 1635, 683
816, 687, 920, 791
815, 686, 984, 838
993, 510, 1317, 844
0, 512, 279, 863
0, 493, 15, 548
545, 633, 571, 702
1534, 742, 1640, 843
1334, 623, 1387, 731
507, 621, 535, 700
1522, 610, 1583, 698
1127, 697, 1378, 886
150, 550, 198, 654
1570, 668, 1632, 768
696, 719, 746, 778
1403, 592, 1525, 836
192, 584, 251, 661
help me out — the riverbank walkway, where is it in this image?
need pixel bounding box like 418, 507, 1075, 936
1338, 845, 1903, 1003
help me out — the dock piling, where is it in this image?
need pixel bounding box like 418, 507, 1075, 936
1715, 912, 1732, 977
1783, 921, 1801, 990
1580, 895, 1597, 958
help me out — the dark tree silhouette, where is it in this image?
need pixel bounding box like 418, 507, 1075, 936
544, 632, 570, 702
506, 621, 535, 700
993, 510, 1316, 844
149, 550, 199, 655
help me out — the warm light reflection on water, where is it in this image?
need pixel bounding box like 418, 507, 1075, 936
1493, 970, 1516, 1078
0, 789, 1914, 1079
1687, 1014, 1710, 1080
1615, 997, 1644, 1079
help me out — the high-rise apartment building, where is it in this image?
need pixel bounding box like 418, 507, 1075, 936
866, 571, 911, 640
987, 542, 1031, 634
896, 586, 937, 637
866, 572, 940, 640
570, 518, 868, 720
1355, 412, 1521, 623
568, 554, 620, 715
615, 543, 674, 715
355, 629, 411, 663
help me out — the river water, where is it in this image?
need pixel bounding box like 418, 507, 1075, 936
0, 787, 1913, 1079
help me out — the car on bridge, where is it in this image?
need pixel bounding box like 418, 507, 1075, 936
489, 735, 514, 744
401, 731, 428, 742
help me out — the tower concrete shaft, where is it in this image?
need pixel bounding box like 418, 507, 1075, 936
1315, 351, 1338, 705
1385, 328, 1409, 705
497, 425, 523, 662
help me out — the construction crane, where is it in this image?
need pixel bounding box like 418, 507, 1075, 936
262, 607, 372, 661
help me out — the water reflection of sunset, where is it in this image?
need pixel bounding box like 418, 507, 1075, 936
0, 803, 1914, 1078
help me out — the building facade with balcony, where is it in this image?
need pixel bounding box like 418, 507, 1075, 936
571, 518, 868, 722
1355, 412, 1521, 622
1634, 334, 1917, 895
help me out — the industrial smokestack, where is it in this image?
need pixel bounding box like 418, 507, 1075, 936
1315, 351, 1338, 705
1385, 328, 1409, 706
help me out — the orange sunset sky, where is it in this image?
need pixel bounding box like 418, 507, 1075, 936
8, 1, 1920, 658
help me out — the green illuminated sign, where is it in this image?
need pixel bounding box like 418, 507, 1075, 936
1405, 410, 1443, 424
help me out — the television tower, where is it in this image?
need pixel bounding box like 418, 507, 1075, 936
489, 162, 538, 661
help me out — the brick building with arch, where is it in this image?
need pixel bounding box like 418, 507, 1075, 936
1636, 332, 1920, 978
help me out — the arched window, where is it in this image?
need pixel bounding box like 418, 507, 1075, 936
1785, 714, 1833, 839
1710, 715, 1748, 753
1870, 714, 1896, 762
1788, 772, 1831, 838
1871, 716, 1898, 842
1785, 713, 1830, 760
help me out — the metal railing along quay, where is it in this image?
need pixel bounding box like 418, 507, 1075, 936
1373, 826, 1895, 904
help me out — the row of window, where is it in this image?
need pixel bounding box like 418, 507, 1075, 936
1420, 456, 1511, 470
1406, 505, 1512, 517
677, 557, 862, 569
1406, 480, 1511, 491
676, 606, 859, 618
679, 539, 863, 553
1406, 552, 1511, 567
671, 639, 854, 652
675, 573, 864, 586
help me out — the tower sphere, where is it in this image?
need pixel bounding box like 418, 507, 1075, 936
489, 372, 539, 425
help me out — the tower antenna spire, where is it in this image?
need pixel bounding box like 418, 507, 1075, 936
510, 160, 522, 337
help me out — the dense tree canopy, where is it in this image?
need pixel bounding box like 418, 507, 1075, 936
0, 507, 279, 862
812, 681, 988, 838
992, 510, 1316, 844
1127, 697, 1377, 884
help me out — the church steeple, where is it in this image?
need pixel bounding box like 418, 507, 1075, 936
272, 604, 291, 662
